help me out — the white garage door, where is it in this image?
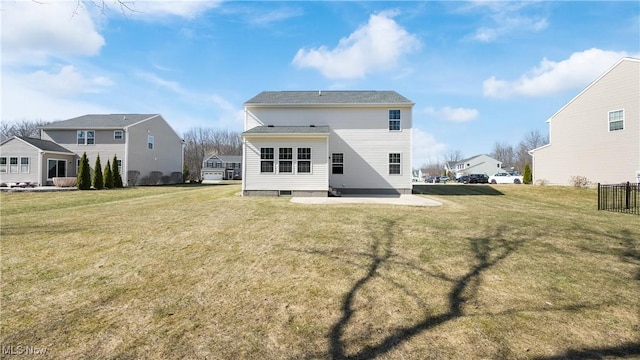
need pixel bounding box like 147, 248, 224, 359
202, 171, 223, 181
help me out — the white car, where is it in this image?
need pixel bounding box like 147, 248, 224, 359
488, 172, 523, 184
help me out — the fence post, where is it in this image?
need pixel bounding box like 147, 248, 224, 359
597, 183, 601, 210
626, 182, 631, 210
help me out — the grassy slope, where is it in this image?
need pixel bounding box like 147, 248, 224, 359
1, 185, 638, 359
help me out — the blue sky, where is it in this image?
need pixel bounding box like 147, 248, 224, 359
2, 1, 639, 167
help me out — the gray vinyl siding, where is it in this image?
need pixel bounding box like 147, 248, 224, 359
0, 139, 40, 185
532, 59, 639, 185
245, 106, 412, 192
243, 137, 328, 191
126, 116, 184, 184
42, 129, 125, 178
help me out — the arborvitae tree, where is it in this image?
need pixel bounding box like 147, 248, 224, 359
93, 155, 104, 190
183, 162, 190, 183
104, 160, 114, 189
112, 154, 123, 188
523, 163, 532, 184
77, 152, 91, 190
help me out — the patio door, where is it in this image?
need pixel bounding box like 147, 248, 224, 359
48, 159, 66, 179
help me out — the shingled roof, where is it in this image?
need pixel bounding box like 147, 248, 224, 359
244, 91, 413, 106
242, 125, 330, 135
12, 136, 74, 153
40, 114, 160, 129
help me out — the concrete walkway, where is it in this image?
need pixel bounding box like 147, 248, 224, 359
290, 194, 442, 207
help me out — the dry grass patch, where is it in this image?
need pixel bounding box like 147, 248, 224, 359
1, 184, 639, 359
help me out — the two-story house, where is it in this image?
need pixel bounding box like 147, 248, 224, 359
445, 154, 503, 179
529, 57, 640, 185
0, 114, 184, 187
242, 91, 414, 196
201, 154, 242, 181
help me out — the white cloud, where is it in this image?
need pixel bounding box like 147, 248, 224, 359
27, 65, 113, 96
127, 0, 222, 19
462, 2, 548, 43
412, 128, 447, 168
1, 71, 114, 122
483, 48, 633, 98
292, 11, 421, 79
425, 106, 479, 123
1, 1, 105, 65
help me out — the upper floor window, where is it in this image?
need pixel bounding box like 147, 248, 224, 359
389, 153, 401, 175
609, 109, 624, 131
114, 130, 123, 140
389, 110, 401, 131
279, 148, 293, 173
260, 147, 274, 173
77, 130, 95, 145
148, 135, 154, 150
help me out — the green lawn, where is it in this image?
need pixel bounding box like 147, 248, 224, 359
1, 184, 638, 359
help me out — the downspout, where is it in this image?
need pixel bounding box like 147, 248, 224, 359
38, 150, 43, 186
123, 128, 129, 186
241, 137, 246, 194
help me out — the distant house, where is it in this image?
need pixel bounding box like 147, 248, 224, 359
0, 136, 76, 186
530, 57, 640, 185
36, 114, 184, 186
201, 154, 242, 181
445, 154, 503, 179
242, 91, 414, 196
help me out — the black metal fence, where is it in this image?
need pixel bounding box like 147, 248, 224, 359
598, 182, 640, 215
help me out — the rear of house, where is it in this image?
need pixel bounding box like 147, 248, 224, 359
242, 91, 414, 196
530, 58, 640, 185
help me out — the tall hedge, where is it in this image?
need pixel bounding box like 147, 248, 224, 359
93, 155, 104, 190
77, 152, 91, 190
112, 155, 123, 188
523, 163, 532, 184
104, 160, 114, 189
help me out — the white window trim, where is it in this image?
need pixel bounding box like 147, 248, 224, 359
148, 135, 154, 150
260, 147, 275, 174
296, 147, 312, 174
77, 130, 95, 145
20, 157, 30, 173
389, 152, 402, 176
0, 157, 6, 173
278, 147, 293, 174
114, 130, 123, 140
332, 153, 344, 175
389, 109, 402, 132
608, 109, 624, 132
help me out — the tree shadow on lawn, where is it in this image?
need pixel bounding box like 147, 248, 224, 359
412, 184, 504, 196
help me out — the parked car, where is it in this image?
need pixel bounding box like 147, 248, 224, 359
439, 176, 450, 183
425, 176, 439, 183
456, 175, 470, 184
468, 174, 489, 184
488, 172, 523, 184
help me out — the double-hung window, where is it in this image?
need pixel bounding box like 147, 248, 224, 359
389, 110, 401, 131
20, 157, 29, 173
297, 148, 311, 173
332, 153, 344, 174
114, 130, 123, 140
77, 130, 95, 145
0, 157, 6, 173
279, 148, 293, 173
9, 157, 18, 173
148, 136, 154, 150
609, 109, 624, 131
389, 153, 401, 175
260, 148, 274, 173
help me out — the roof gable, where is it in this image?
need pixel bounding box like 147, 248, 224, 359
245, 91, 414, 106
547, 57, 640, 122
1, 136, 74, 154
40, 114, 159, 129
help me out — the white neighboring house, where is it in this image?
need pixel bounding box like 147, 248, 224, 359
242, 91, 414, 196
445, 154, 503, 179
201, 154, 242, 182
529, 57, 640, 185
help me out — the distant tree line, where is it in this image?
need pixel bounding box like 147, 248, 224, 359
0, 119, 49, 141
183, 127, 242, 182
417, 129, 549, 178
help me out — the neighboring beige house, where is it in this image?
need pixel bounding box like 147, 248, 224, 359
39, 114, 184, 186
0, 136, 76, 186
201, 154, 242, 181
445, 154, 503, 179
242, 91, 414, 196
530, 57, 640, 185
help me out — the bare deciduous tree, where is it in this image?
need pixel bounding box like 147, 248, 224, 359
183, 127, 242, 182
0, 119, 49, 141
